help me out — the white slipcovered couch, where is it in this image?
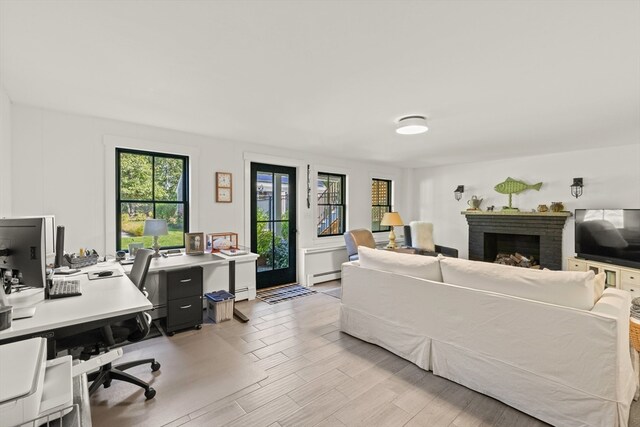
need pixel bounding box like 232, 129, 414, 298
340, 247, 636, 427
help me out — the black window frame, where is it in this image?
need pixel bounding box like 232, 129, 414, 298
317, 172, 347, 237
371, 178, 392, 233
116, 148, 190, 251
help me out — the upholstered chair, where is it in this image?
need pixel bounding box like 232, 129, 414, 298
344, 229, 377, 261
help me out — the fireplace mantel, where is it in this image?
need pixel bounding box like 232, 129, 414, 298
461, 211, 572, 218
463, 210, 571, 270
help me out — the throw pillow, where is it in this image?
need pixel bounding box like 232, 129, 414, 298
593, 272, 606, 304
358, 246, 443, 282
410, 221, 435, 252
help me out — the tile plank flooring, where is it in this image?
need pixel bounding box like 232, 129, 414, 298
92, 281, 640, 427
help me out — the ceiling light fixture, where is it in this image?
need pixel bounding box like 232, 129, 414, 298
396, 115, 428, 135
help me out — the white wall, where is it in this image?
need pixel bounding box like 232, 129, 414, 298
412, 144, 640, 266
11, 104, 408, 268
0, 83, 12, 216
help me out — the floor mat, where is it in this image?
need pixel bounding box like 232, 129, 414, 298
257, 283, 317, 304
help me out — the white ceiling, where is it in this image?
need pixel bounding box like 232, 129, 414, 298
1, 0, 638, 167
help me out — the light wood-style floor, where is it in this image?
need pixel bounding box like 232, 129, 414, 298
91, 281, 638, 427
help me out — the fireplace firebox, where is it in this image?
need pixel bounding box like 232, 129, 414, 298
463, 212, 571, 270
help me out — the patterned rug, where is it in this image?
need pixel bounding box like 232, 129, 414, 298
257, 284, 317, 304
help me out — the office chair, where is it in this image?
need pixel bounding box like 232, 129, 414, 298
58, 248, 161, 399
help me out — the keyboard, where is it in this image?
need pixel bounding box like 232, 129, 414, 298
49, 280, 82, 299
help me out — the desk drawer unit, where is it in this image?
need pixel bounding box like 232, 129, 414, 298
162, 266, 203, 335
167, 296, 203, 332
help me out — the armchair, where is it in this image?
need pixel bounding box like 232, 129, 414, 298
344, 229, 377, 261
403, 223, 458, 257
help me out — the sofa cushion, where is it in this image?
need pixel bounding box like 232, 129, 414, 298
594, 272, 606, 304
440, 257, 598, 310
358, 246, 443, 282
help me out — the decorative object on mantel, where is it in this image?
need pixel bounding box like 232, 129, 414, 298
487, 205, 495, 211
537, 204, 549, 212
462, 210, 572, 217
494, 177, 543, 211
380, 212, 404, 249
454, 185, 464, 201
215, 172, 232, 203
550, 202, 565, 212
467, 195, 483, 210
570, 177, 584, 198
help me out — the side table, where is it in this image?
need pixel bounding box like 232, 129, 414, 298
382, 247, 417, 255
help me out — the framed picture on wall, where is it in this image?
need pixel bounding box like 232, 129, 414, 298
216, 172, 232, 203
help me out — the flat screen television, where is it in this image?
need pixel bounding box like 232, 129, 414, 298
575, 209, 640, 269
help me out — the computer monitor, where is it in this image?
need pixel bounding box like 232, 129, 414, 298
0, 217, 47, 288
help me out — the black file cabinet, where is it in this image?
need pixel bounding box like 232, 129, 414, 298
162, 266, 203, 335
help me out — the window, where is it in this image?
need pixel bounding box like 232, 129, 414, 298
116, 148, 189, 251
317, 172, 346, 237
371, 179, 392, 232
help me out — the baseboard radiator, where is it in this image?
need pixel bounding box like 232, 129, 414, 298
300, 245, 348, 286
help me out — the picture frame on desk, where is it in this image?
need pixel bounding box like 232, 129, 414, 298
185, 232, 205, 255
128, 242, 144, 257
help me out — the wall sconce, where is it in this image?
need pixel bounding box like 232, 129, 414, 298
570, 178, 583, 198
454, 185, 464, 201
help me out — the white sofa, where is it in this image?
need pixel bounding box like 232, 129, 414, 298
340, 247, 637, 427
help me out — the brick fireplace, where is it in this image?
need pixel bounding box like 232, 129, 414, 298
463, 212, 571, 270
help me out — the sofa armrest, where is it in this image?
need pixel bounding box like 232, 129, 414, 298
591, 288, 637, 401
435, 245, 458, 258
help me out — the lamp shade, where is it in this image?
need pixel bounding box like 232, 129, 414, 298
380, 212, 404, 227
143, 219, 169, 236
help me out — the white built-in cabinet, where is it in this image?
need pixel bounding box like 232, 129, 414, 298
568, 257, 640, 297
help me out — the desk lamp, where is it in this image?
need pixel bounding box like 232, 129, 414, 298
143, 219, 168, 258
380, 212, 404, 249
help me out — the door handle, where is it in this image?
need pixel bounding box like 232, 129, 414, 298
180, 279, 192, 283
180, 305, 192, 309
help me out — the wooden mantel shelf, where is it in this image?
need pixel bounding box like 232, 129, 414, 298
461, 210, 572, 217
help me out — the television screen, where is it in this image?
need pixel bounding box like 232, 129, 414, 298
575, 209, 640, 269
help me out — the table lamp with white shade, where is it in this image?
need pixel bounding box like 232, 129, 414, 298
143, 219, 168, 257
380, 212, 404, 249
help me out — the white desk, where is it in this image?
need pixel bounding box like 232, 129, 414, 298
121, 252, 258, 319
0, 264, 152, 353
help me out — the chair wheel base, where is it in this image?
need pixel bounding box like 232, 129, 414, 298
151, 361, 161, 372
145, 387, 156, 400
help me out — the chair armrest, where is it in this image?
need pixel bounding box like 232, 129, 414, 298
435, 245, 458, 258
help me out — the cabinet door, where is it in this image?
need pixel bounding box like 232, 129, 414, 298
622, 270, 640, 288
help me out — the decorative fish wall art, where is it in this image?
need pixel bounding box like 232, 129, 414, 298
494, 177, 543, 211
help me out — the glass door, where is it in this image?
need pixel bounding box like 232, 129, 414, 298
250, 163, 297, 288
